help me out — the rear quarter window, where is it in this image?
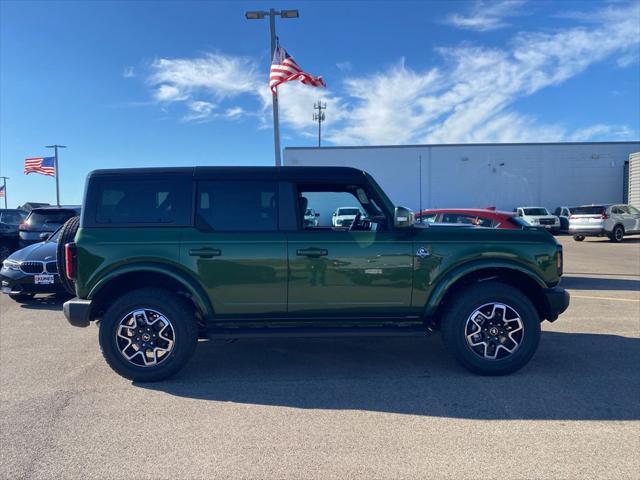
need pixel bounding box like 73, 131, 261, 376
88, 176, 192, 226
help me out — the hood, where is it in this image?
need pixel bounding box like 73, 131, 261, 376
7, 240, 58, 263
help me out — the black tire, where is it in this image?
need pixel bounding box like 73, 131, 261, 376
609, 225, 624, 243
56, 216, 80, 295
99, 288, 198, 382
573, 235, 585, 242
441, 281, 541, 376
9, 292, 35, 303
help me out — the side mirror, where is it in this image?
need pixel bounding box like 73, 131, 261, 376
39, 232, 51, 241
518, 211, 523, 216
332, 213, 337, 216
394, 206, 415, 229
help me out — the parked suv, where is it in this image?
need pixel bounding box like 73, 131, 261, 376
19, 206, 81, 247
569, 204, 640, 242
61, 167, 569, 381
514, 207, 560, 234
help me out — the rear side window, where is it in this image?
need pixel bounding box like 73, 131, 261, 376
92, 177, 191, 225
441, 213, 493, 227
197, 180, 278, 231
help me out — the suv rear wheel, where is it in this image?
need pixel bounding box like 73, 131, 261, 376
99, 288, 198, 382
573, 235, 585, 242
609, 225, 624, 243
441, 281, 541, 375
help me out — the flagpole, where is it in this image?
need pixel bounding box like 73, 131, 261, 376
45, 144, 66, 206
269, 10, 282, 167
0, 176, 8, 209
245, 8, 299, 167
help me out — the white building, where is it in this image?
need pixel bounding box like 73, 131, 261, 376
284, 142, 640, 213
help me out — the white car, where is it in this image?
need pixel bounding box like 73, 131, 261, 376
569, 204, 640, 242
332, 207, 364, 228
514, 207, 560, 233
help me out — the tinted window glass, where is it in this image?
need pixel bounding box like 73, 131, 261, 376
523, 208, 548, 216
0, 211, 25, 224
572, 206, 605, 215
440, 213, 492, 227
28, 209, 77, 227
93, 177, 190, 225
611, 206, 623, 214
197, 181, 277, 231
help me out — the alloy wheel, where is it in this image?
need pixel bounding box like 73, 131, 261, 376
116, 309, 175, 367
464, 303, 524, 360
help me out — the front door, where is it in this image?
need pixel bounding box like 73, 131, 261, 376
286, 187, 413, 318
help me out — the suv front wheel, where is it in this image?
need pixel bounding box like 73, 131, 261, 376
99, 288, 198, 382
441, 281, 541, 375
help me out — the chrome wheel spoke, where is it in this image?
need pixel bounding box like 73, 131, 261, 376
115, 308, 175, 368
464, 302, 524, 361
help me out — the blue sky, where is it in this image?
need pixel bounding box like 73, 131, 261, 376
1, 0, 639, 207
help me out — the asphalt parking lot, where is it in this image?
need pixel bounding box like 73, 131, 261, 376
1, 236, 638, 479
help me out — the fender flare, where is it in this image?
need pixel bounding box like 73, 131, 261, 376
87, 262, 215, 320
423, 259, 547, 317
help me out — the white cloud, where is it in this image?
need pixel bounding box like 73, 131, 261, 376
336, 61, 353, 72
335, 2, 640, 145
138, 3, 639, 142
123, 66, 136, 78
149, 52, 259, 102
445, 0, 527, 32
183, 101, 216, 122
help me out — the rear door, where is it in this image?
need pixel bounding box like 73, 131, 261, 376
180, 179, 288, 319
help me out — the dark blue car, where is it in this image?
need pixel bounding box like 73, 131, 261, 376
1, 226, 66, 302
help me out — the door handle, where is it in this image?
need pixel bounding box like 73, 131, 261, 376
189, 248, 221, 258
296, 248, 328, 258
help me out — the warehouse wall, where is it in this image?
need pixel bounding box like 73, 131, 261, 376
284, 142, 640, 212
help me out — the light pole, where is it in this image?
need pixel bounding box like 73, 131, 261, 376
245, 8, 299, 167
313, 100, 326, 147
45, 144, 66, 206
0, 176, 8, 208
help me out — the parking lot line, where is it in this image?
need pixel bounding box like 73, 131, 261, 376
570, 294, 640, 303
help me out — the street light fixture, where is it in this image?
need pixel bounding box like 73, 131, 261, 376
245, 8, 299, 167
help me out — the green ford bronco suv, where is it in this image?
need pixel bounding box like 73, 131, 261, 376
61, 166, 569, 381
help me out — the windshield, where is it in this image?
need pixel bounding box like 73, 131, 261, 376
572, 206, 606, 215
0, 211, 26, 224
523, 208, 549, 216
338, 208, 360, 216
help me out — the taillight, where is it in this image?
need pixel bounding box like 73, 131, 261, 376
601, 213, 609, 220
65, 242, 77, 280
556, 246, 563, 276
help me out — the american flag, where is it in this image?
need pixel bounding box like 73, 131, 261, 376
24, 157, 56, 176
0, 185, 5, 197
269, 45, 325, 94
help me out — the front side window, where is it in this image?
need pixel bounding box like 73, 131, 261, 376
197, 180, 277, 231
93, 177, 190, 225
628, 205, 640, 215
296, 184, 384, 232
